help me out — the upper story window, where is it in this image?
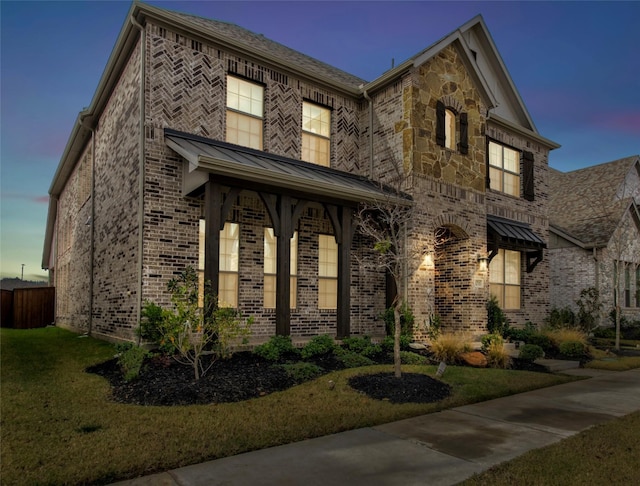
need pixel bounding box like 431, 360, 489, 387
264, 228, 298, 309
487, 140, 536, 200
302, 102, 330, 166
488, 141, 520, 197
318, 234, 337, 309
226, 76, 263, 150
436, 101, 468, 154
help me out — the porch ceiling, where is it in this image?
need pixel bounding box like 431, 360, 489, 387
165, 129, 408, 205
487, 215, 546, 250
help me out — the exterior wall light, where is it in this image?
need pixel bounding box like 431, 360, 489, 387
477, 254, 488, 271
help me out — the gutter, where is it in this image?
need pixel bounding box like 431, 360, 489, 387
131, 15, 146, 345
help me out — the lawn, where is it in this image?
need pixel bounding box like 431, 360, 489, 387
1, 327, 577, 485
460, 411, 640, 485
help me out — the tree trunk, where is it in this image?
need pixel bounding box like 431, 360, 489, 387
394, 303, 402, 378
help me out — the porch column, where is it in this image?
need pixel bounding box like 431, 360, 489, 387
275, 195, 293, 336
337, 207, 354, 338
204, 177, 222, 297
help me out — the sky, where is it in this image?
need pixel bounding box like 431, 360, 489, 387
1, 0, 639, 281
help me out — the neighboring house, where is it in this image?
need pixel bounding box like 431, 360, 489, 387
42, 1, 558, 344
549, 156, 640, 325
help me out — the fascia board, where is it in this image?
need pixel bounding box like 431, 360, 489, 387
489, 113, 561, 150
42, 196, 58, 269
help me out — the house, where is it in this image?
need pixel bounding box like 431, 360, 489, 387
42, 1, 559, 344
549, 156, 640, 325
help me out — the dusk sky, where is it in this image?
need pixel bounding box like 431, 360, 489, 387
1, 0, 638, 281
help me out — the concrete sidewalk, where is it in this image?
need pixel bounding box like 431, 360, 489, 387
112, 368, 640, 486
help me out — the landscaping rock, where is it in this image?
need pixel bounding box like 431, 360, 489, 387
460, 351, 488, 368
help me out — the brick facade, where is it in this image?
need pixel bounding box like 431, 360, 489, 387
46, 5, 559, 344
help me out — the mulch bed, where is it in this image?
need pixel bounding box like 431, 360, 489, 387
87, 351, 456, 406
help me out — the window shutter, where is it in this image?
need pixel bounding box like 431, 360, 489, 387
436, 101, 445, 147
523, 151, 535, 201
459, 112, 469, 154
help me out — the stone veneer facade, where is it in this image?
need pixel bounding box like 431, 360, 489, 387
51, 11, 556, 343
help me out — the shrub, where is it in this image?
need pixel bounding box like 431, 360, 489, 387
526, 333, 558, 355
340, 336, 381, 358
380, 335, 411, 353
545, 306, 577, 329
115, 343, 150, 382
254, 336, 299, 362
138, 267, 253, 380
425, 314, 442, 342
336, 351, 375, 368
592, 327, 616, 339
430, 332, 471, 363
381, 303, 415, 337
277, 362, 323, 382
519, 344, 544, 362
559, 341, 586, 359
487, 295, 510, 337
481, 333, 503, 353
485, 342, 510, 369
399, 350, 428, 365
577, 287, 602, 332
504, 326, 535, 343
544, 328, 588, 347
300, 335, 336, 359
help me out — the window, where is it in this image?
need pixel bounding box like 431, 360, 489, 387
264, 228, 298, 308
489, 249, 521, 309
444, 109, 456, 150
219, 222, 240, 307
226, 76, 263, 149
436, 101, 468, 154
302, 102, 330, 166
488, 141, 520, 197
199, 220, 240, 308
624, 264, 631, 308
318, 234, 338, 309
636, 266, 640, 308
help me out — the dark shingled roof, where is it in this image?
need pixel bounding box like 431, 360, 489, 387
155, 7, 367, 88
549, 156, 640, 246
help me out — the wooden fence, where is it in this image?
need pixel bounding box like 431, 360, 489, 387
1, 287, 55, 329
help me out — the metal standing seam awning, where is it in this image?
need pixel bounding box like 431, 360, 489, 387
164, 128, 409, 205
486, 215, 546, 273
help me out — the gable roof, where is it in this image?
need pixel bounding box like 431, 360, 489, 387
549, 155, 640, 247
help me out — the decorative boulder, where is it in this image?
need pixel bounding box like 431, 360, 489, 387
460, 351, 488, 368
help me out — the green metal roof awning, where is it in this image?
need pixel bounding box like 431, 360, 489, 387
165, 129, 408, 205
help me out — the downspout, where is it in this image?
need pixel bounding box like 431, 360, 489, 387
363, 89, 374, 178
131, 15, 146, 345
79, 115, 95, 336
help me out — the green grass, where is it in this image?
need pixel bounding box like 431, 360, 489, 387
1, 327, 578, 485
586, 355, 640, 371
460, 411, 640, 485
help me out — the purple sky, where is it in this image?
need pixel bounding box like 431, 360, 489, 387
1, 0, 638, 280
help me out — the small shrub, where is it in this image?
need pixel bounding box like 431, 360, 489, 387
487, 295, 510, 337
544, 328, 587, 347
399, 350, 428, 365
545, 306, 577, 329
340, 336, 381, 358
115, 343, 150, 382
430, 332, 471, 363
425, 314, 442, 342
559, 341, 586, 359
519, 344, 544, 362
526, 333, 558, 355
485, 342, 510, 369
577, 287, 602, 332
336, 351, 375, 368
380, 335, 411, 353
254, 336, 299, 362
301, 335, 336, 359
481, 333, 503, 353
381, 303, 415, 337
277, 362, 323, 382
592, 327, 616, 339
